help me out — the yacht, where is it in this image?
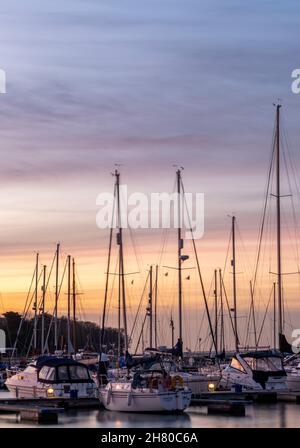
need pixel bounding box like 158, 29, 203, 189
219, 350, 288, 391
285, 361, 300, 391
5, 356, 97, 399
99, 369, 192, 413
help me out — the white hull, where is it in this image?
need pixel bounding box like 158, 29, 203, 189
287, 374, 300, 391
6, 381, 97, 399
6, 383, 49, 398
5, 357, 98, 399
6, 374, 97, 399
100, 384, 192, 413
219, 352, 288, 392
220, 370, 288, 391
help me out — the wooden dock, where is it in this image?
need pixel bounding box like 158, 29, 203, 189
192, 390, 300, 405
0, 402, 64, 423
0, 396, 100, 423
0, 397, 100, 409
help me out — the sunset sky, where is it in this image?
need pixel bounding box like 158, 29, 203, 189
0, 0, 300, 350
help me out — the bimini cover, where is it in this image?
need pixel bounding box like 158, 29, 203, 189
35, 356, 86, 371
240, 350, 283, 359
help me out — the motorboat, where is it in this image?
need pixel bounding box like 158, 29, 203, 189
5, 356, 97, 399
219, 350, 288, 391
285, 361, 300, 391
99, 369, 192, 413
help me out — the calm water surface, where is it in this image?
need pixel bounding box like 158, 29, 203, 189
0, 390, 299, 428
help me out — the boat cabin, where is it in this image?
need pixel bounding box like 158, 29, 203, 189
229, 350, 286, 388
36, 357, 94, 384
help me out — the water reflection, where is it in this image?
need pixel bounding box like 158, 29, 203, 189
96, 409, 191, 428
1, 390, 300, 428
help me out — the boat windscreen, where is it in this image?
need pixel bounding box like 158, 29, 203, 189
69, 365, 90, 380
39, 366, 56, 381
57, 365, 69, 380
230, 357, 246, 373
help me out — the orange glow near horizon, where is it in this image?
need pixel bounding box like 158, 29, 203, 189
1, 224, 299, 351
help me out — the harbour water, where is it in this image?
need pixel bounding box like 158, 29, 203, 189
0, 391, 300, 428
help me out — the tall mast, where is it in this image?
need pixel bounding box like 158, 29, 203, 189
54, 243, 60, 351
214, 269, 218, 356
33, 252, 39, 352
154, 264, 158, 349
275, 104, 283, 338
149, 265, 153, 347
117, 263, 121, 359
72, 257, 77, 353
41, 265, 46, 354
231, 216, 239, 352
273, 282, 276, 348
67, 255, 71, 356
219, 269, 224, 354
116, 169, 128, 353
176, 169, 183, 348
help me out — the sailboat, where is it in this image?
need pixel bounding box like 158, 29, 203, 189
220, 104, 294, 391
164, 169, 220, 393
131, 169, 220, 394
98, 169, 192, 412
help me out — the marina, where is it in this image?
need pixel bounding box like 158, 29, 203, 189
0, 0, 300, 438
0, 102, 300, 426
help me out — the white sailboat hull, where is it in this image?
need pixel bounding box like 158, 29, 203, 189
100, 385, 192, 413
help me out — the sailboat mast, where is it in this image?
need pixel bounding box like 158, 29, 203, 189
273, 282, 276, 348
214, 269, 218, 355
219, 269, 224, 354
149, 265, 153, 347
72, 257, 76, 353
117, 264, 121, 359
54, 243, 60, 351
41, 264, 46, 354
33, 252, 39, 351
276, 104, 283, 338
154, 264, 158, 349
232, 216, 239, 352
116, 169, 128, 353
176, 169, 183, 347
67, 255, 71, 356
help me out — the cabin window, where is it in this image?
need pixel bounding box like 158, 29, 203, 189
46, 368, 56, 381
69, 365, 90, 380
58, 365, 69, 381
39, 366, 56, 381
39, 366, 50, 380
230, 357, 246, 373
